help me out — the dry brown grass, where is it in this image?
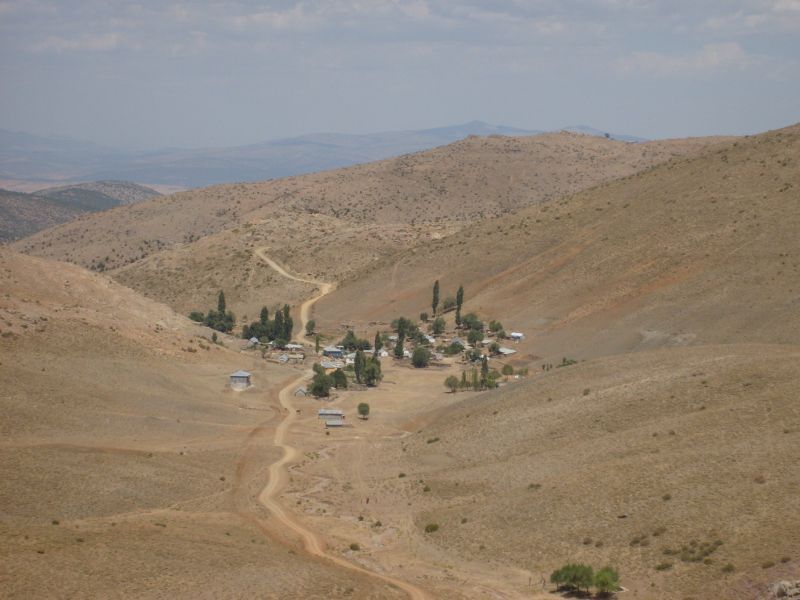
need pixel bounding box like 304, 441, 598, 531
0, 249, 397, 599
317, 123, 800, 358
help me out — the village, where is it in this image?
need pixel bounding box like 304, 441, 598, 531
226, 281, 530, 429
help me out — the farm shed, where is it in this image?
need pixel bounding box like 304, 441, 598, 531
325, 419, 345, 428
229, 370, 252, 390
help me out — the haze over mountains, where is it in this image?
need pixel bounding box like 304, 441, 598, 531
1, 121, 642, 189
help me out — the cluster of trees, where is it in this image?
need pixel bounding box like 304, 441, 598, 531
309, 351, 383, 398
430, 280, 464, 324
189, 291, 235, 333
550, 563, 620, 596
310, 363, 345, 397
443, 357, 500, 392
340, 329, 371, 351
241, 304, 294, 346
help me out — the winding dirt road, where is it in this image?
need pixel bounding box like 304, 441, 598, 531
254, 248, 429, 600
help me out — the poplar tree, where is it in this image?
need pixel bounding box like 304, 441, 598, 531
354, 349, 366, 383
218, 290, 226, 314
374, 332, 381, 357
455, 285, 464, 327
432, 280, 440, 316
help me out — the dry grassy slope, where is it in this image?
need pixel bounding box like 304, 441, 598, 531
0, 249, 395, 599
384, 344, 800, 600
111, 213, 431, 323
317, 124, 800, 358
13, 132, 720, 274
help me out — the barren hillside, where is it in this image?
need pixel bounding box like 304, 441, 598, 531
13, 132, 723, 322
317, 124, 800, 359
0, 249, 396, 599
351, 344, 800, 599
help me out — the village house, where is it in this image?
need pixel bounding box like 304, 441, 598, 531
322, 346, 344, 359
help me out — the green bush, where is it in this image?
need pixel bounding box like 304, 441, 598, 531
424, 523, 439, 533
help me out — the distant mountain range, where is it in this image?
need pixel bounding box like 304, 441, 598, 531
0, 121, 645, 189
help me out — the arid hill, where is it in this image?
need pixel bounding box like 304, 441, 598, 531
13, 132, 723, 321
0, 249, 395, 599
0, 188, 88, 241
35, 180, 161, 209
317, 123, 800, 359
357, 344, 800, 599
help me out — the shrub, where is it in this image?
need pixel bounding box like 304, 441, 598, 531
424, 523, 439, 533
762, 561, 775, 569
349, 543, 360, 551
721, 563, 735, 573
444, 375, 460, 393
431, 317, 446, 335
655, 562, 673, 571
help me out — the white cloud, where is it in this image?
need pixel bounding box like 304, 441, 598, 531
618, 42, 754, 75
29, 32, 125, 53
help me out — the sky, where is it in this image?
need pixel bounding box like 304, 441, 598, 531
1, 0, 799, 149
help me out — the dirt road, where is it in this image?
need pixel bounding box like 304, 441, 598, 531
254, 248, 429, 600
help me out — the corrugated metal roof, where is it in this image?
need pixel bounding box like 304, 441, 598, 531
230, 370, 251, 377
325, 419, 345, 427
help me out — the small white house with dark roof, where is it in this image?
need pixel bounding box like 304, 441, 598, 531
229, 370, 252, 390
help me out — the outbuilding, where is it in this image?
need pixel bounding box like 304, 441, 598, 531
318, 408, 344, 419
498, 347, 517, 356
325, 419, 345, 428
229, 370, 252, 390
510, 332, 525, 341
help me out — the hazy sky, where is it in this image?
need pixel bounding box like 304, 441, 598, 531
1, 1, 799, 148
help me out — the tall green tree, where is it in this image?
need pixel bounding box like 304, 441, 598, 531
260, 306, 269, 326
315, 334, 321, 353
374, 332, 381, 357
411, 346, 431, 368
432, 280, 440, 316
218, 290, 226, 315
460, 370, 468, 389
305, 319, 315, 336
273, 310, 284, 341
480, 356, 489, 388
394, 333, 405, 359
282, 304, 292, 339
331, 368, 348, 389
354, 349, 366, 383
455, 285, 464, 327
363, 358, 382, 386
